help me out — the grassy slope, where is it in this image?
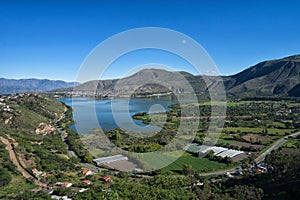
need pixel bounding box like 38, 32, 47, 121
0, 94, 71, 197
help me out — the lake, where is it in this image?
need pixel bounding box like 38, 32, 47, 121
59, 96, 178, 134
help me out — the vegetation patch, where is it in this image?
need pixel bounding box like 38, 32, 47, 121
161, 152, 227, 173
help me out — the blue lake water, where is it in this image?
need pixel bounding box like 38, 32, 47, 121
59, 97, 178, 134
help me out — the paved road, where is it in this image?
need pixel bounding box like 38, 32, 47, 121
56, 126, 78, 158
255, 131, 300, 163
56, 126, 105, 173
68, 150, 78, 158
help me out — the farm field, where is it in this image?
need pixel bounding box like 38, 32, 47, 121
161, 152, 227, 173
223, 127, 295, 135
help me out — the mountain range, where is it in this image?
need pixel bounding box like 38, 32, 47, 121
0, 78, 78, 94
1, 55, 300, 97
56, 54, 300, 98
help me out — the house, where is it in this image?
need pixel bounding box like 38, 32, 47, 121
32, 168, 43, 176
226, 172, 234, 178
193, 181, 204, 186
32, 168, 39, 174
81, 169, 93, 175
56, 182, 72, 188
100, 175, 113, 182
234, 167, 243, 175
51, 195, 72, 200
62, 182, 72, 188
133, 168, 143, 173
257, 163, 268, 173
42, 173, 53, 178
42, 187, 53, 194
82, 180, 91, 185
79, 188, 89, 193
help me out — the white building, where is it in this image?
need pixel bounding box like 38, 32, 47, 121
93, 154, 128, 165
185, 143, 244, 158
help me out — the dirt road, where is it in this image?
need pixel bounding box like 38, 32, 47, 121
0, 135, 47, 187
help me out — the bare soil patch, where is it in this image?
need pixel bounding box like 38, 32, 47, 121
231, 141, 265, 151
232, 153, 250, 162
242, 134, 277, 144
104, 160, 138, 172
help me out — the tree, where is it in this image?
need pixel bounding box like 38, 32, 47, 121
183, 164, 194, 175
207, 150, 215, 159
118, 171, 128, 178
194, 180, 212, 200
114, 130, 122, 147
115, 131, 122, 141
15, 190, 51, 200
54, 188, 75, 197
232, 185, 263, 200
83, 152, 93, 163
0, 168, 12, 186
223, 156, 233, 165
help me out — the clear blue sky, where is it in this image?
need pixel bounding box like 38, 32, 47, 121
1, 0, 300, 82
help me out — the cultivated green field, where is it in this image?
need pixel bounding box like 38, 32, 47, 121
161, 152, 227, 173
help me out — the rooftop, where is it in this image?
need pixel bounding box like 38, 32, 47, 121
185, 143, 244, 158
93, 154, 128, 165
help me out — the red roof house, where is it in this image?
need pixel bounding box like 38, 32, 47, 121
100, 175, 112, 182
81, 169, 92, 175
42, 173, 53, 178
82, 180, 91, 185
